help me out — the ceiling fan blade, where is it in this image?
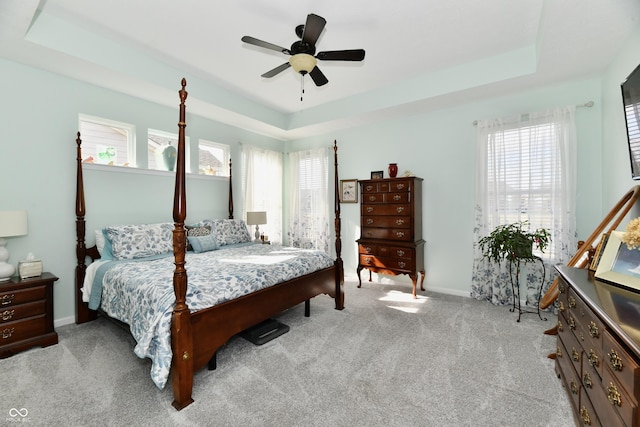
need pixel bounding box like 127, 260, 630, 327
301, 14, 326, 46
309, 66, 328, 86
316, 49, 366, 61
242, 36, 290, 54
261, 62, 291, 78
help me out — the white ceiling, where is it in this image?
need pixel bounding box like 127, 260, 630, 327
1, 0, 639, 140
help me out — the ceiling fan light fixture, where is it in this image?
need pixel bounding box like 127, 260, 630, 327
289, 53, 317, 74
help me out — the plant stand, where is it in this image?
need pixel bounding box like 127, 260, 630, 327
508, 256, 547, 322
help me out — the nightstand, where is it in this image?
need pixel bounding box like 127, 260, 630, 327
0, 272, 58, 358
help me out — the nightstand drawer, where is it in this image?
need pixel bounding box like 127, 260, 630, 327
0, 315, 47, 345
0, 301, 46, 324
0, 285, 46, 307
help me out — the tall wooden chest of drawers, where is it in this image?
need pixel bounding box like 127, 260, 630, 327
555, 265, 640, 426
356, 177, 425, 298
0, 272, 58, 358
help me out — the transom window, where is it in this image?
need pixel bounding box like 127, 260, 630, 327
148, 129, 189, 172
79, 114, 135, 167
198, 140, 230, 177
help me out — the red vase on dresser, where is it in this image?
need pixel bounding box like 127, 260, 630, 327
388, 163, 398, 178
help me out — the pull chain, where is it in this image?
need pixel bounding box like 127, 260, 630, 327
300, 74, 305, 102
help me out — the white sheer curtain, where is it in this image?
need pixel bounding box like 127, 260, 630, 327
470, 106, 577, 306
287, 147, 330, 253
241, 144, 283, 244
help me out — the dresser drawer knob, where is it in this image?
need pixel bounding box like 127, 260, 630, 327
568, 296, 577, 308
396, 231, 405, 238
588, 321, 599, 338
398, 261, 406, 268
556, 346, 562, 358
393, 195, 401, 201
364, 247, 372, 253
582, 372, 593, 388
396, 207, 404, 213
572, 348, 580, 362
366, 185, 374, 191
570, 380, 579, 395
587, 350, 599, 368
579, 407, 591, 425
568, 317, 576, 331
558, 301, 565, 313
608, 349, 623, 371
396, 250, 405, 257
367, 207, 374, 213
607, 382, 622, 406
395, 219, 405, 226
1, 309, 14, 322
367, 219, 374, 225
364, 257, 373, 265
396, 184, 405, 190
1, 327, 14, 339
557, 320, 563, 332
1, 294, 15, 306
368, 196, 376, 202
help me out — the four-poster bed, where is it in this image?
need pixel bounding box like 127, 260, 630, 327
74, 78, 344, 410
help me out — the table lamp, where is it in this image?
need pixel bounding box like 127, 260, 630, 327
0, 210, 28, 281
246, 211, 267, 242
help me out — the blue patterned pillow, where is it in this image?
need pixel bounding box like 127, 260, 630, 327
187, 233, 218, 253
200, 219, 251, 246
105, 222, 173, 260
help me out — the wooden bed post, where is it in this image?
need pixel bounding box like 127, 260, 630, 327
171, 78, 194, 410
75, 132, 97, 324
228, 159, 234, 219
333, 141, 345, 310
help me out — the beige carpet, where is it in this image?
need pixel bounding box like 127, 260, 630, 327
1, 278, 573, 426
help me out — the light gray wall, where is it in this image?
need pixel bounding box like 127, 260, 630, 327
602, 26, 640, 219
287, 79, 603, 296
0, 58, 283, 326
5, 31, 636, 323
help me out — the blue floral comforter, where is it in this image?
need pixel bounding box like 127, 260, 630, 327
88, 244, 334, 389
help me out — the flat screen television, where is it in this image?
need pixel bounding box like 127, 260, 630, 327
621, 63, 640, 179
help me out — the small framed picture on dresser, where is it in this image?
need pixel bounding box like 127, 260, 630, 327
370, 171, 383, 180
340, 179, 358, 203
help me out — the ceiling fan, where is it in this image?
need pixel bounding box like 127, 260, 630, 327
241, 13, 365, 89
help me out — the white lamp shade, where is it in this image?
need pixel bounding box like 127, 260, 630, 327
246, 211, 267, 226
0, 210, 28, 237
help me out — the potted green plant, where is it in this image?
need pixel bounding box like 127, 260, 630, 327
478, 221, 551, 264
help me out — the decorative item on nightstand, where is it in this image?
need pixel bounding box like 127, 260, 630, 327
0, 210, 28, 282
18, 252, 42, 279
246, 211, 267, 242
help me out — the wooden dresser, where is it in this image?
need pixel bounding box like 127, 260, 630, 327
356, 177, 425, 298
0, 272, 58, 358
555, 265, 640, 426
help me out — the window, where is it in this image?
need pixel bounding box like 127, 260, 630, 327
79, 115, 135, 167
241, 145, 283, 243
471, 107, 577, 305
287, 148, 330, 252
148, 129, 189, 172
199, 140, 230, 176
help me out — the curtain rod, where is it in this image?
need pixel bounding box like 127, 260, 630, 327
472, 101, 594, 125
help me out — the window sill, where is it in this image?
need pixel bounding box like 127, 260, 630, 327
81, 163, 229, 181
